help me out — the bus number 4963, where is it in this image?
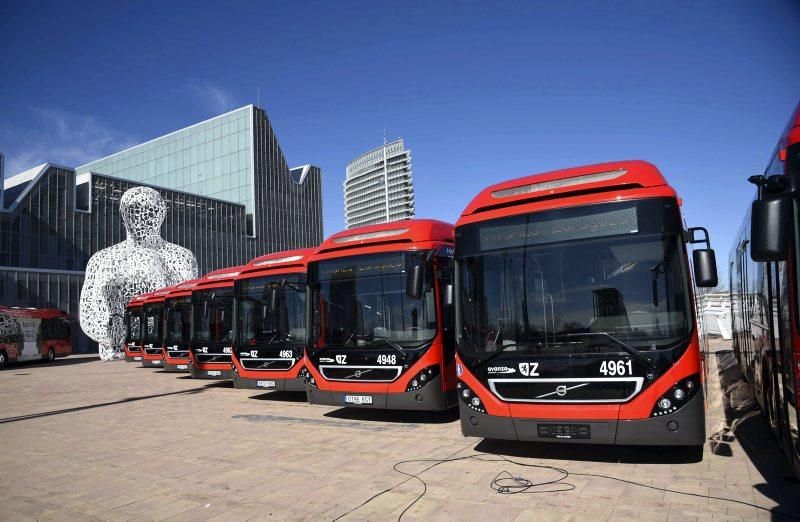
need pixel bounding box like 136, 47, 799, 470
599, 360, 632, 376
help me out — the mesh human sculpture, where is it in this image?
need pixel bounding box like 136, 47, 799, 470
79, 187, 198, 360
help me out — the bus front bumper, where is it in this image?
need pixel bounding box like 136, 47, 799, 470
163, 361, 190, 372
124, 354, 143, 362
305, 375, 456, 411
141, 358, 164, 368
460, 390, 705, 446
190, 366, 233, 380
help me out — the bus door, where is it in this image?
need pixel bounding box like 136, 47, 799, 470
18, 317, 41, 361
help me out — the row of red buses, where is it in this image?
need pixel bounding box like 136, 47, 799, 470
730, 101, 800, 475
0, 305, 72, 368
123, 160, 717, 449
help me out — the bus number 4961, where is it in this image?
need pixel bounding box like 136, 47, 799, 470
599, 360, 632, 376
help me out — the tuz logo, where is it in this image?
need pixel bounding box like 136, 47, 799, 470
335, 354, 347, 364
487, 366, 516, 374
250, 350, 258, 357
518, 362, 540, 377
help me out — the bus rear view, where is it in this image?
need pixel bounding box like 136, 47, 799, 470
188, 266, 242, 379
232, 249, 314, 392
305, 220, 457, 410
455, 161, 718, 445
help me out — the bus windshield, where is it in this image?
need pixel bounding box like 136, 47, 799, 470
309, 251, 437, 350
193, 288, 234, 343
125, 310, 142, 343
143, 304, 163, 345
165, 297, 192, 343
456, 198, 691, 359
237, 274, 306, 346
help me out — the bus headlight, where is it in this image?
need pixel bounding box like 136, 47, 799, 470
457, 382, 485, 414
406, 365, 439, 392
651, 374, 700, 417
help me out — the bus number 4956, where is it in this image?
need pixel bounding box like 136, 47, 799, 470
599, 360, 632, 376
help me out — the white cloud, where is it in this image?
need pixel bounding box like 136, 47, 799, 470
188, 82, 237, 114
2, 108, 137, 177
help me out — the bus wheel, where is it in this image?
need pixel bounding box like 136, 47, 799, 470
46, 348, 56, 363
0, 350, 7, 369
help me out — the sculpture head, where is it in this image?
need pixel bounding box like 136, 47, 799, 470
120, 187, 166, 241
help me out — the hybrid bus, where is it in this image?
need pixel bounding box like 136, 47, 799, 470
305, 219, 457, 410
187, 266, 242, 379
162, 279, 201, 372
124, 294, 147, 362
232, 248, 314, 391
141, 287, 171, 368
0, 306, 72, 368
731, 101, 800, 475
454, 160, 717, 446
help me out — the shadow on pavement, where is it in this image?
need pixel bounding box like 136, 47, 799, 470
324, 407, 459, 424
1, 355, 99, 371
0, 386, 210, 425
473, 438, 703, 464
249, 391, 308, 403
708, 349, 800, 516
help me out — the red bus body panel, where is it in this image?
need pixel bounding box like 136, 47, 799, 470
305, 219, 458, 410
231, 248, 315, 392
455, 160, 705, 445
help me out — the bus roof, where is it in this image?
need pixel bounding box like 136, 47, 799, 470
313, 219, 454, 258
0, 305, 69, 319
238, 247, 315, 279
165, 278, 203, 299
458, 160, 671, 221
194, 265, 246, 289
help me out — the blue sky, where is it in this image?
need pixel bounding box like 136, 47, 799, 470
1, 1, 798, 283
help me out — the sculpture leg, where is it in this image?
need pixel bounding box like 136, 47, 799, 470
98, 344, 117, 361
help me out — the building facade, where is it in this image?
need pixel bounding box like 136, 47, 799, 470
1, 105, 323, 353
344, 139, 414, 229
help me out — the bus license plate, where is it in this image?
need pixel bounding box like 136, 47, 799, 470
208, 370, 221, 376
344, 395, 373, 405
257, 380, 276, 388
134, 357, 142, 361
177, 365, 187, 370
153, 360, 162, 364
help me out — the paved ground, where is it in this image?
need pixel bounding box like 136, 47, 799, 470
0, 340, 798, 521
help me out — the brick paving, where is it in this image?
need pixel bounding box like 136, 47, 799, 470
0, 340, 798, 520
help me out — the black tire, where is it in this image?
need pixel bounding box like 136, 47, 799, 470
47, 347, 56, 363
0, 350, 7, 369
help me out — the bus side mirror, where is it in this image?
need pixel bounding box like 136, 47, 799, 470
444, 283, 454, 306
687, 227, 718, 288
407, 265, 423, 299
751, 196, 790, 261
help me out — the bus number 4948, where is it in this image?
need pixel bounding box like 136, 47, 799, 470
600, 360, 633, 376
376, 354, 397, 365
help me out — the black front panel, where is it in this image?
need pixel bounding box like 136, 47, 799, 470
320, 366, 401, 382
192, 341, 233, 364
143, 344, 162, 356
165, 343, 189, 358
492, 378, 640, 402
476, 352, 656, 403
234, 344, 303, 371
309, 347, 424, 383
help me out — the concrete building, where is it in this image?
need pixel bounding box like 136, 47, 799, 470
344, 139, 414, 229
1, 105, 323, 352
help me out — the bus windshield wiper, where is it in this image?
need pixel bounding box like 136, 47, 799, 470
369, 335, 407, 356
558, 333, 653, 367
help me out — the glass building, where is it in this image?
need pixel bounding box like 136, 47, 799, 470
1, 105, 323, 353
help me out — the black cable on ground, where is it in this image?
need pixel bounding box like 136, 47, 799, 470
334, 453, 800, 521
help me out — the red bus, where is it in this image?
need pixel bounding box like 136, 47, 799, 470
0, 305, 72, 368
730, 101, 800, 475
188, 266, 242, 379
305, 219, 458, 410
162, 279, 201, 372
124, 294, 148, 362
232, 249, 314, 391
454, 161, 717, 446
141, 287, 172, 368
